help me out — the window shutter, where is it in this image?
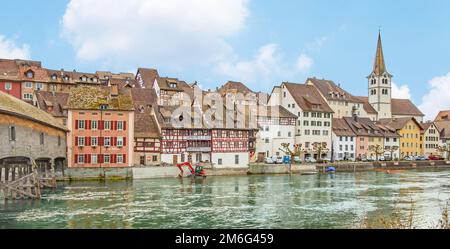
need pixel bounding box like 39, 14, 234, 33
100, 121, 104, 130
75, 120, 79, 129
123, 137, 127, 146
88, 154, 91, 164
123, 121, 127, 130
99, 137, 104, 146
74, 154, 78, 164
114, 121, 117, 130
113, 137, 117, 147
123, 154, 127, 164
87, 120, 91, 130
112, 154, 117, 164
84, 155, 88, 164
86, 137, 91, 146
75, 137, 78, 146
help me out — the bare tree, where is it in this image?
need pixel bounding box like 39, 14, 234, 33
385, 145, 399, 161
437, 144, 450, 160
279, 143, 306, 173
311, 142, 329, 162
370, 144, 385, 161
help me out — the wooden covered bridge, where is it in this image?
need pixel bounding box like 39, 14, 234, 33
0, 157, 57, 200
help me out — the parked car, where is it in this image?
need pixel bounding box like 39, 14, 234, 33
378, 156, 386, 161
275, 157, 284, 164
415, 156, 427, 161
322, 157, 331, 163
293, 156, 302, 164
428, 155, 444, 161
404, 156, 415, 161
305, 157, 317, 163
265, 157, 275, 164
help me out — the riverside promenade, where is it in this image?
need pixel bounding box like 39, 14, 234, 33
58, 160, 450, 181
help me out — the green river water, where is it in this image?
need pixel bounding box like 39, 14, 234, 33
1, 169, 449, 229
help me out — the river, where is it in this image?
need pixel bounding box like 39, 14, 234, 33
1, 169, 449, 229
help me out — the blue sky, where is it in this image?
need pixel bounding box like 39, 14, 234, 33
1, 0, 450, 119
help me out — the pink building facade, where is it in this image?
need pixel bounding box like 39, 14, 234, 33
356, 136, 369, 160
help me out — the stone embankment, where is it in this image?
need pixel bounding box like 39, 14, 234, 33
59, 160, 450, 181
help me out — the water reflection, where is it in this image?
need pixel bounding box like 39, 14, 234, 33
0, 169, 449, 229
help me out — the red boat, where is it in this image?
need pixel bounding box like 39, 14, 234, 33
177, 162, 206, 178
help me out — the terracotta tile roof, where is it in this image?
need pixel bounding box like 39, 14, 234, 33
136, 68, 159, 89
435, 121, 450, 139
391, 99, 424, 116
218, 81, 254, 95
343, 116, 385, 137
283, 82, 334, 113
109, 78, 138, 89
257, 105, 297, 118
18, 64, 49, 82
154, 77, 191, 92
0, 90, 67, 131
35, 91, 69, 118
434, 110, 450, 122
307, 78, 363, 103
96, 71, 135, 81
420, 122, 433, 131
332, 118, 356, 136
131, 88, 160, 138
68, 86, 134, 111
353, 96, 378, 114
46, 69, 77, 84
0, 59, 20, 81
378, 117, 423, 131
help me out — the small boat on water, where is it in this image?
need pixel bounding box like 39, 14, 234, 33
301, 171, 318, 175
375, 168, 405, 174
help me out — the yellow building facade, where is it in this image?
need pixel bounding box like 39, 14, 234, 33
368, 136, 384, 160
398, 119, 423, 157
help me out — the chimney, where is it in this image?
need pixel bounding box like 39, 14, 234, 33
111, 84, 119, 97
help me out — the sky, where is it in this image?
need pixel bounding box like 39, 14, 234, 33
1, 0, 450, 120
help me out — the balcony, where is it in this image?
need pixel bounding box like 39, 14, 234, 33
186, 147, 212, 152
186, 135, 211, 141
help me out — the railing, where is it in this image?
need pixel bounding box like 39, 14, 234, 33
186, 147, 212, 152
186, 136, 212, 141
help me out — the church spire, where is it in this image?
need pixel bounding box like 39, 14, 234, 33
372, 31, 388, 76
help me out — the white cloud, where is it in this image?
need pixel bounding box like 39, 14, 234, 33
391, 81, 411, 99
419, 72, 450, 121
0, 35, 30, 59
61, 0, 249, 68
296, 53, 313, 72
216, 44, 313, 89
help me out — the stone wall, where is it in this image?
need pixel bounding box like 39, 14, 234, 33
0, 113, 67, 161
67, 167, 132, 180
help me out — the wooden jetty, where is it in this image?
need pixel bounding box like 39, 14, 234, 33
0, 160, 56, 200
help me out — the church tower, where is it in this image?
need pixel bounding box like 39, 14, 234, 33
367, 32, 392, 119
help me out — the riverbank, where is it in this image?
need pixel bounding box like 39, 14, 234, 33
58, 160, 450, 181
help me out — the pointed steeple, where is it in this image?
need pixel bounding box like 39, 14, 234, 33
372, 31, 389, 76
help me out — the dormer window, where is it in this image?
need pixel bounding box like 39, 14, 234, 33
100, 104, 108, 110
51, 74, 57, 80
81, 76, 87, 82
92, 77, 98, 83
64, 75, 69, 81
170, 83, 177, 88
26, 70, 34, 79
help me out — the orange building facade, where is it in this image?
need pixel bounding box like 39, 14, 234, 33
68, 110, 134, 167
